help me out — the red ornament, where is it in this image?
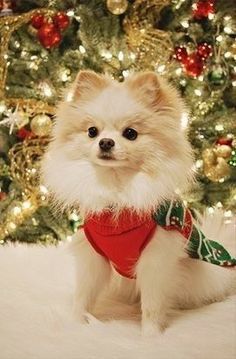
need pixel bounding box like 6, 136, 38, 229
193, 0, 215, 20
184, 53, 204, 77
174, 46, 188, 63
216, 137, 233, 147
53, 12, 70, 30
16, 128, 34, 140
37, 23, 62, 49
0, 192, 7, 201
31, 14, 46, 29
197, 42, 212, 60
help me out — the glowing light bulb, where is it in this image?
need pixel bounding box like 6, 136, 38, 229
22, 200, 32, 210
224, 52, 231, 58
180, 20, 189, 28
157, 64, 165, 73
118, 51, 124, 61
194, 89, 202, 96
12, 206, 21, 216
195, 160, 203, 169
101, 50, 112, 60
0, 102, 6, 113
207, 207, 215, 214
79, 45, 86, 54
129, 52, 136, 60
122, 70, 130, 78
69, 212, 80, 221
175, 68, 182, 75
67, 10, 74, 16
8, 222, 17, 230
216, 35, 223, 42
224, 26, 232, 34
215, 124, 224, 131
42, 83, 52, 97
39, 185, 48, 194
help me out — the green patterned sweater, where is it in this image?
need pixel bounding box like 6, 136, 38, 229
153, 200, 236, 268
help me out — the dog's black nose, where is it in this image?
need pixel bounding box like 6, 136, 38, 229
99, 138, 115, 152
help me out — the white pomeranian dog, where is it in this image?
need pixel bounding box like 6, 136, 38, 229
42, 71, 236, 335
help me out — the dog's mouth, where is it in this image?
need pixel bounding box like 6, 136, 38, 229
98, 153, 116, 161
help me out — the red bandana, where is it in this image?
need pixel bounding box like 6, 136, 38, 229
83, 210, 157, 278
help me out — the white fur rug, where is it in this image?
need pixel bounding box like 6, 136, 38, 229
0, 218, 236, 359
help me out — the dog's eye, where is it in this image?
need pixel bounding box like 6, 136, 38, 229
122, 128, 138, 141
88, 127, 98, 138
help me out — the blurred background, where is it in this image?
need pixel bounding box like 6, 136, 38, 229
0, 0, 235, 244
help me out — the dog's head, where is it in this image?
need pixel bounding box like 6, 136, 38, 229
41, 71, 193, 214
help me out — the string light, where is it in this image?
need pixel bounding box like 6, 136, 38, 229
194, 89, 202, 96
79, 45, 86, 54
122, 70, 130, 78
118, 51, 124, 61
195, 160, 203, 169
39, 185, 48, 194
215, 124, 224, 131
157, 64, 165, 73
0, 101, 6, 113
101, 49, 112, 60
38, 81, 53, 97
180, 20, 189, 28
129, 52, 136, 61
22, 199, 33, 210
224, 52, 231, 58
69, 212, 80, 221
175, 67, 182, 75
67, 10, 74, 17
216, 35, 223, 42
14, 41, 20, 48
224, 26, 232, 34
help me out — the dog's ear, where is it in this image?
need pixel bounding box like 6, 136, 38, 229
74, 70, 109, 99
125, 72, 174, 110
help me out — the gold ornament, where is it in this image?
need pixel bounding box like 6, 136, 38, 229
123, 0, 172, 71
30, 114, 53, 136
107, 0, 128, 15
202, 148, 231, 182
215, 145, 232, 159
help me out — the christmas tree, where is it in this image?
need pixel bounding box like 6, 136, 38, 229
0, 0, 235, 244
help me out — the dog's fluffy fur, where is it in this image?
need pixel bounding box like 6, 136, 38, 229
42, 71, 236, 335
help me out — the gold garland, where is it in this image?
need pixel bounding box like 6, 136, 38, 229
9, 137, 49, 191
0, 8, 56, 113
4, 98, 55, 115
0, 137, 50, 242
123, 0, 173, 71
